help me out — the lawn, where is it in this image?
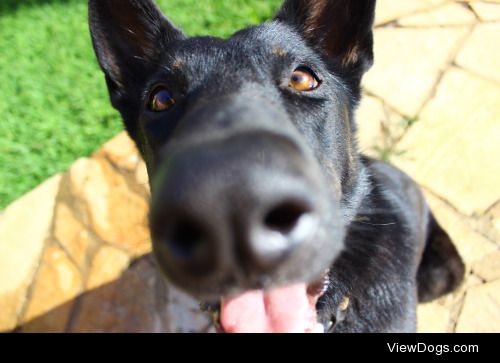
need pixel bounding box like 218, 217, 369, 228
0, 0, 282, 208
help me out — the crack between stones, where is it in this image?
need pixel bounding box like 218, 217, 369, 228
421, 186, 499, 246
101, 153, 151, 200
13, 175, 67, 331
414, 24, 476, 117
461, 1, 482, 22
449, 286, 468, 333
452, 63, 500, 86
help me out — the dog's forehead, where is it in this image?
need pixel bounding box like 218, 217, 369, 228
166, 23, 318, 76
160, 22, 348, 112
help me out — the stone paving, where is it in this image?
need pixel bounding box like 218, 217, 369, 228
1, 0, 499, 333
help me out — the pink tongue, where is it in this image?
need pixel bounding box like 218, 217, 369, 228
220, 284, 316, 333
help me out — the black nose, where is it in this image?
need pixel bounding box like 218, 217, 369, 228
249, 198, 317, 268
150, 133, 322, 289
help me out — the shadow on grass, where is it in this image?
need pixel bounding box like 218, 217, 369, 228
0, 0, 76, 16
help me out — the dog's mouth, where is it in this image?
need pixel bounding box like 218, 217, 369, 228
205, 273, 330, 333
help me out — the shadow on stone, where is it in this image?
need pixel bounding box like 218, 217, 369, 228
16, 255, 211, 333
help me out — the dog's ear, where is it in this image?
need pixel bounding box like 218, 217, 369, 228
89, 0, 184, 91
276, 0, 375, 83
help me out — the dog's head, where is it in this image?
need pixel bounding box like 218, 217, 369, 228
89, 0, 375, 333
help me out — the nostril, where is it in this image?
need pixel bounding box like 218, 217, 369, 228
264, 200, 311, 235
168, 219, 207, 260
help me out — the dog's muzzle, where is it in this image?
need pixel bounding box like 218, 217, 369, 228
149, 98, 344, 332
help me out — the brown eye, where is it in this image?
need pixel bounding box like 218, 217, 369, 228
289, 67, 320, 92
148, 86, 175, 112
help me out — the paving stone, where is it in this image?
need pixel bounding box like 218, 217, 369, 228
445, 273, 484, 332
86, 245, 131, 290
375, 0, 448, 25
135, 161, 150, 192
356, 95, 407, 158
418, 303, 451, 333
364, 27, 468, 116
0, 175, 62, 332
472, 251, 500, 282
71, 254, 210, 333
456, 22, 500, 83
470, 2, 500, 21
423, 191, 497, 271
96, 132, 150, 196
416, 272, 482, 333
472, 201, 500, 244
2, 0, 500, 334
54, 203, 91, 271
490, 203, 500, 242
69, 158, 151, 257
70, 257, 156, 332
21, 244, 83, 333
398, 2, 476, 26
459, 0, 500, 3
455, 280, 500, 332
95, 131, 141, 171
394, 68, 500, 216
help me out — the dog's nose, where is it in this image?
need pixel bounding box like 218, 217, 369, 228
250, 197, 317, 268
155, 185, 317, 275
150, 133, 323, 288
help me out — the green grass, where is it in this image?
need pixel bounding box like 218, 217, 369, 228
0, 0, 282, 208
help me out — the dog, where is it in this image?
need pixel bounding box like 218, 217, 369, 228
88, 0, 465, 333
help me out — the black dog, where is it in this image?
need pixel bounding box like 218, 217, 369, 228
88, 0, 464, 333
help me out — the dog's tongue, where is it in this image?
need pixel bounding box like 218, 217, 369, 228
220, 284, 317, 333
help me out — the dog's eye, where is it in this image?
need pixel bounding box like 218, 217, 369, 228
289, 67, 320, 92
148, 86, 175, 112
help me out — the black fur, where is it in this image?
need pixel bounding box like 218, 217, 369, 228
88, 0, 465, 332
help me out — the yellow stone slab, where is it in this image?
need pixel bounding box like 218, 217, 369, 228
423, 191, 497, 271
473, 251, 500, 282
470, 2, 500, 21
364, 27, 468, 117
0, 174, 62, 331
356, 95, 405, 158
457, 22, 500, 83
456, 280, 500, 333
54, 203, 92, 271
21, 244, 83, 332
86, 245, 131, 290
418, 303, 451, 333
394, 68, 500, 216
398, 2, 476, 26
69, 158, 151, 257
375, 0, 448, 25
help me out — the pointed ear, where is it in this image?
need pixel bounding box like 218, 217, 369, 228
88, 0, 184, 91
276, 0, 375, 83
